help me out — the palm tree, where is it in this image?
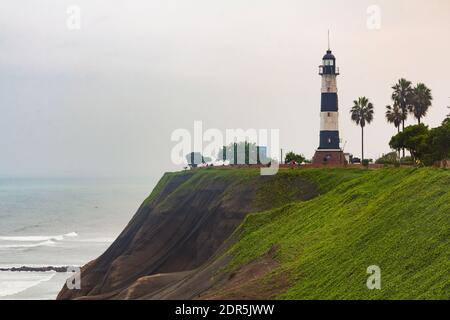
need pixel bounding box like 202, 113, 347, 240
385, 104, 405, 158
385, 104, 405, 134
391, 78, 413, 131
350, 97, 375, 162
391, 78, 413, 157
410, 83, 432, 124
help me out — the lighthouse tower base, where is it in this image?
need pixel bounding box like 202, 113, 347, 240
312, 150, 346, 166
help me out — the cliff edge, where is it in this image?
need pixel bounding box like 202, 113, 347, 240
58, 168, 450, 300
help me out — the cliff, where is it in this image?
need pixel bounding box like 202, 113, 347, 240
58, 168, 450, 300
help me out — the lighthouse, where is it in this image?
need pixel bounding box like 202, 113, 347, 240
312, 42, 345, 165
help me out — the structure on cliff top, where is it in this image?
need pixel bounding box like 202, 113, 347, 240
312, 38, 345, 165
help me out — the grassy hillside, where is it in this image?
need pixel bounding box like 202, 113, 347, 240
225, 168, 450, 299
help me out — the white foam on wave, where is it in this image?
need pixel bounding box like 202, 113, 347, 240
0, 240, 57, 249
0, 232, 78, 242
0, 235, 60, 241
76, 237, 115, 243
64, 232, 78, 238
0, 264, 76, 269
0, 271, 56, 298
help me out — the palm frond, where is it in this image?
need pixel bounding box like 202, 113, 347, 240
350, 96, 375, 128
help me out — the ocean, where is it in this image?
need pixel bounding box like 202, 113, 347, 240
0, 176, 156, 300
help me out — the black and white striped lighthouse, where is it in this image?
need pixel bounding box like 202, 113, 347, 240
312, 40, 345, 165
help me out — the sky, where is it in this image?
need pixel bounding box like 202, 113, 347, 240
1, 0, 449, 178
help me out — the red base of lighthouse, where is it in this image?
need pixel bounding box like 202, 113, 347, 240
312, 150, 346, 166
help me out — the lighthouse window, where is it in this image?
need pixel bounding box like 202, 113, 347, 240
323, 59, 334, 66
327, 112, 331, 117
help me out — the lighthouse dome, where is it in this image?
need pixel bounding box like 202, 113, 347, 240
323, 50, 335, 60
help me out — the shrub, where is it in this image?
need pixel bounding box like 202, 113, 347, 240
400, 156, 414, 165
376, 152, 399, 165
362, 159, 370, 167
284, 152, 306, 165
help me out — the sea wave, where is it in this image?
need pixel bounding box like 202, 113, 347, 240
76, 237, 115, 243
0, 264, 76, 269
0, 240, 57, 249
0, 272, 56, 298
64, 232, 78, 238
0, 232, 78, 242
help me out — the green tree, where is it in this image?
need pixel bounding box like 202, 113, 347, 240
350, 97, 375, 161
410, 83, 433, 124
284, 152, 305, 164
389, 124, 429, 164
423, 118, 450, 165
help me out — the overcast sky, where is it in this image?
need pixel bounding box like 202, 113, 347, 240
1, 0, 449, 178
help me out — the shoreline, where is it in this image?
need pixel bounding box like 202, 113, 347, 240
0, 266, 70, 273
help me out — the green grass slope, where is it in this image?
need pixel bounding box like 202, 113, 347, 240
226, 168, 450, 299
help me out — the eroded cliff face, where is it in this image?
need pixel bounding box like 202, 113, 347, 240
57, 169, 319, 300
